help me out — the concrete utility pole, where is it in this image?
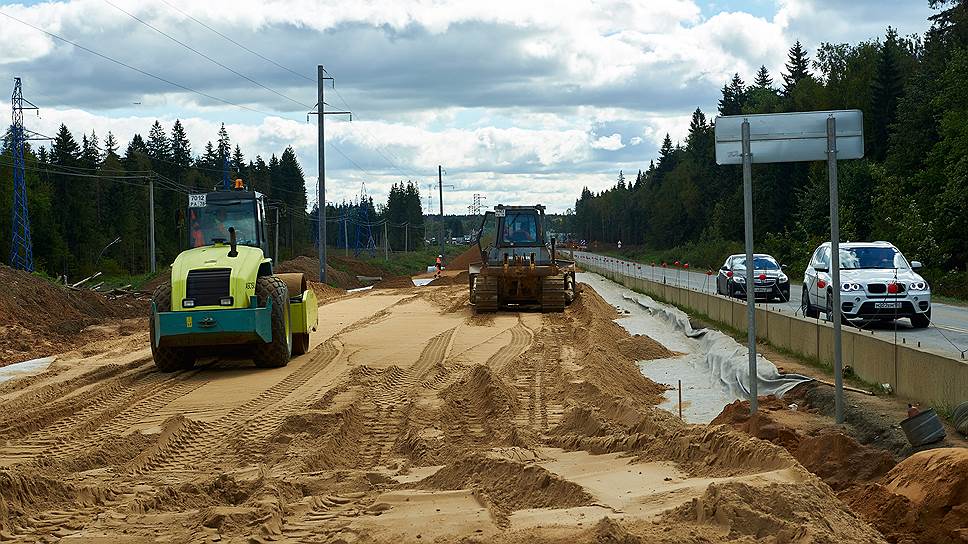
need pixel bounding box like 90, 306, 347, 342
438, 165, 445, 257
149, 175, 156, 273
827, 115, 845, 424
310, 65, 351, 283
384, 221, 389, 261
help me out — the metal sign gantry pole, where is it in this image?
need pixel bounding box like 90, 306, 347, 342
827, 116, 845, 424
741, 120, 758, 413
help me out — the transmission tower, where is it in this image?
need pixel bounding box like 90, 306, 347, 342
354, 181, 377, 257
469, 193, 486, 215
8, 78, 46, 272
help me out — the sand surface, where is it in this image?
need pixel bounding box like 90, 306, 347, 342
0, 283, 885, 543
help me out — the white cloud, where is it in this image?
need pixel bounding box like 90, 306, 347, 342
590, 133, 624, 151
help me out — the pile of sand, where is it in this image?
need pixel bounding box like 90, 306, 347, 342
0, 265, 147, 366
841, 448, 968, 543
308, 282, 347, 304
428, 271, 470, 286
712, 398, 896, 490
275, 256, 363, 289
447, 246, 483, 270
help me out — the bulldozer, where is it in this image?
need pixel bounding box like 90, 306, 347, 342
149, 180, 318, 371
468, 204, 577, 312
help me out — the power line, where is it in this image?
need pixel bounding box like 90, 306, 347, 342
0, 10, 285, 117
104, 0, 311, 110
157, 0, 314, 84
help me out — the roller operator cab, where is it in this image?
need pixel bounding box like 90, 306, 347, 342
468, 205, 578, 312
149, 181, 318, 372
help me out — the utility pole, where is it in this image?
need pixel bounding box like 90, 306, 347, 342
343, 215, 349, 257
309, 65, 351, 283
149, 175, 156, 273
405, 222, 409, 253
384, 221, 389, 261
438, 165, 444, 257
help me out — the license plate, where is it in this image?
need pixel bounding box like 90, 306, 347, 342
754, 287, 771, 293
874, 302, 901, 309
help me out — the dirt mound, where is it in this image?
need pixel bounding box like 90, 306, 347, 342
0, 265, 147, 366
428, 270, 469, 286
275, 256, 363, 289
668, 480, 887, 543
712, 398, 896, 490
309, 281, 346, 304
448, 246, 483, 270
414, 454, 594, 521
329, 254, 385, 277
373, 276, 415, 289
841, 448, 968, 544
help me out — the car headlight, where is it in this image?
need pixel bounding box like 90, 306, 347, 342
841, 282, 862, 292
910, 281, 928, 291
733, 275, 745, 283
778, 274, 788, 283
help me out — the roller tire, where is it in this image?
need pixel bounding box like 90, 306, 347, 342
292, 333, 311, 356
252, 276, 292, 368
474, 275, 499, 313
150, 282, 195, 372
541, 274, 567, 312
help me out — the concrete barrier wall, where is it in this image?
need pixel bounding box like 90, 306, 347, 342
579, 257, 967, 408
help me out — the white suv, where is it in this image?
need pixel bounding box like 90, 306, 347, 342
802, 241, 931, 328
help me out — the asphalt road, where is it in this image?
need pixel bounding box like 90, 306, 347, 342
575, 251, 968, 359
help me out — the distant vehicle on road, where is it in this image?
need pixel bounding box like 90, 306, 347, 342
801, 241, 931, 328
716, 253, 790, 302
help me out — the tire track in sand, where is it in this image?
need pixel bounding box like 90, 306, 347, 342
0, 369, 204, 464
357, 327, 457, 467
131, 342, 342, 474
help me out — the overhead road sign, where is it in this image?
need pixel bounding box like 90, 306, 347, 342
714, 109, 863, 165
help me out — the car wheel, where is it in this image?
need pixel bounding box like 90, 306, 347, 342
911, 308, 931, 329
802, 287, 818, 318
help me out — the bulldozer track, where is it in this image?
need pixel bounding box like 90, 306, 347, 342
473, 275, 499, 313
540, 274, 567, 312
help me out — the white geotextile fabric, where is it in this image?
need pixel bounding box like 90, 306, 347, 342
623, 294, 812, 399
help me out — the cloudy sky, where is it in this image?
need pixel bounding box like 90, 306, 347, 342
0, 0, 935, 213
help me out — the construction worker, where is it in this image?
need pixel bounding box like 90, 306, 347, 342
435, 254, 443, 279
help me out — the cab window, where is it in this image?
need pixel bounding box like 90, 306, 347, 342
502, 212, 539, 244
189, 200, 259, 248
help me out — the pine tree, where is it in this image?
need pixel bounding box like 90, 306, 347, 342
232, 145, 245, 179
170, 120, 191, 168
783, 41, 812, 95
870, 28, 905, 161
146, 121, 170, 162
717, 73, 746, 115
216, 123, 231, 164
754, 65, 774, 88
103, 132, 119, 159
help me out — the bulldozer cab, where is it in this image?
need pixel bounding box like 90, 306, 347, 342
187, 189, 268, 254
496, 205, 546, 248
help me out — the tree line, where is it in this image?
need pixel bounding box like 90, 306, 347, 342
572, 0, 968, 297
1, 120, 312, 279
317, 181, 426, 252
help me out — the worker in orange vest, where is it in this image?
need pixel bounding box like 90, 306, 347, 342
434, 254, 443, 279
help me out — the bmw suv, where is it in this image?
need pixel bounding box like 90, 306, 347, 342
716, 253, 791, 302
802, 242, 931, 328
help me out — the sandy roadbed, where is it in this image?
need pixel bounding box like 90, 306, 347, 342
0, 283, 883, 543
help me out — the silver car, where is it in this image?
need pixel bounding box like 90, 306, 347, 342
716, 253, 791, 302
801, 241, 931, 328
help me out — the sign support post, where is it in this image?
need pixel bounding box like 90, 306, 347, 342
827, 116, 845, 424
715, 109, 863, 419
741, 120, 758, 413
